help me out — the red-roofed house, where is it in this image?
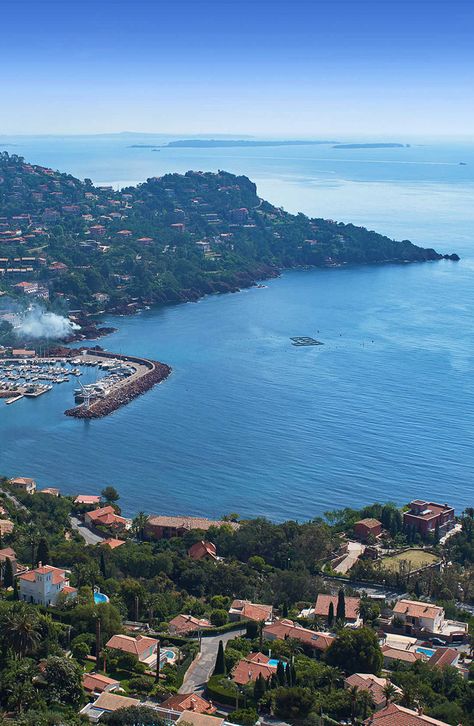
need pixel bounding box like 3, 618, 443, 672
345, 674, 401, 711
381, 645, 424, 668
83, 672, 120, 694
188, 541, 217, 562
314, 594, 361, 624
101, 538, 126, 550
403, 501, 455, 538
161, 693, 216, 715
229, 599, 273, 623
168, 614, 211, 636
232, 653, 276, 685
74, 494, 101, 507
263, 619, 334, 653
9, 476, 37, 494
105, 634, 158, 663
363, 702, 450, 725
428, 648, 459, 668
18, 565, 77, 606
354, 518, 382, 542
84, 505, 127, 530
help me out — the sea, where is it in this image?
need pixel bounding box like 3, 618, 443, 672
0, 134, 473, 521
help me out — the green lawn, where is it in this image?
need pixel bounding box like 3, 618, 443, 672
380, 549, 439, 572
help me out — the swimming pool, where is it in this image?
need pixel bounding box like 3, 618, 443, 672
93, 591, 109, 604
416, 647, 435, 658
268, 659, 283, 668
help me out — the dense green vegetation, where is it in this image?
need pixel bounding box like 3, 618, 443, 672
0, 152, 451, 320
0, 478, 473, 724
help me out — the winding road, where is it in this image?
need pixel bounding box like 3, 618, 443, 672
179, 628, 246, 694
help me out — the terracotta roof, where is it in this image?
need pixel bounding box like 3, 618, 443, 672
87, 505, 126, 526
19, 565, 68, 585
263, 619, 334, 651
381, 645, 423, 663
147, 514, 239, 532
230, 599, 273, 622
345, 673, 395, 708
105, 633, 158, 656
168, 614, 211, 635
364, 702, 450, 725
393, 599, 443, 620
314, 594, 360, 620
161, 693, 216, 714
232, 654, 276, 685
188, 540, 217, 561
10, 477, 36, 486
355, 518, 382, 529
83, 672, 119, 693
0, 547, 16, 560
92, 692, 139, 712
428, 648, 458, 667
62, 585, 77, 595
101, 538, 126, 549
405, 502, 454, 521
74, 494, 101, 505
176, 711, 225, 726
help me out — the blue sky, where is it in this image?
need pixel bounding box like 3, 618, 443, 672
1, 0, 473, 136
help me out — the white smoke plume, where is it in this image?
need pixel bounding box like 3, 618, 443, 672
13, 305, 80, 340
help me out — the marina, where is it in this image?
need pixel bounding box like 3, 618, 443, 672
0, 350, 171, 418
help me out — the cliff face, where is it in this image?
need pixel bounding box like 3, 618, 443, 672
0, 153, 458, 315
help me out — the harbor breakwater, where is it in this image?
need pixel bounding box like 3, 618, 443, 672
63, 349, 171, 419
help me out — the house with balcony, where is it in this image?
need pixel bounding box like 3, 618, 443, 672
18, 564, 77, 606
9, 476, 36, 494
105, 634, 159, 664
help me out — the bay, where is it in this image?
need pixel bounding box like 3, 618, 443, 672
0, 136, 473, 520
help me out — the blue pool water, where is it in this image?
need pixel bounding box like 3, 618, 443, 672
161, 649, 175, 661
94, 591, 109, 604
268, 659, 282, 668
0, 136, 473, 521
416, 647, 436, 658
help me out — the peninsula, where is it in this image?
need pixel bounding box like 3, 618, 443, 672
0, 151, 458, 329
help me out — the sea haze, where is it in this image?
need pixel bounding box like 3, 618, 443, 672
0, 137, 473, 520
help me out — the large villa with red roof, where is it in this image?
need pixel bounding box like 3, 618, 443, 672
18, 564, 77, 606
263, 619, 334, 653
105, 633, 159, 664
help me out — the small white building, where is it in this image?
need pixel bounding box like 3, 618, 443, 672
18, 564, 76, 606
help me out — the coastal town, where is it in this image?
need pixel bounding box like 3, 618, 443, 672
0, 476, 473, 725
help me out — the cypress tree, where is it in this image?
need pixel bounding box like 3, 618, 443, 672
3, 557, 13, 588
254, 673, 266, 701
270, 673, 278, 689
291, 663, 297, 686
13, 576, 19, 600
36, 537, 50, 566
100, 550, 107, 578
328, 601, 335, 627
336, 589, 346, 622
276, 659, 286, 686
213, 640, 226, 675
285, 663, 292, 687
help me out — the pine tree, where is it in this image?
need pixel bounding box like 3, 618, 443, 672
328, 601, 335, 627
213, 640, 226, 675
336, 589, 346, 622
36, 537, 50, 566
3, 557, 13, 588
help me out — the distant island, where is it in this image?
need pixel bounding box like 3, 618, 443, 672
0, 151, 458, 344
333, 143, 408, 149
159, 139, 337, 148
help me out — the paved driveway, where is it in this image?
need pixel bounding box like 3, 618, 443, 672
179, 628, 246, 694
69, 516, 104, 545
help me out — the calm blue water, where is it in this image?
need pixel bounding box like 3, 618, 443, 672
0, 136, 473, 520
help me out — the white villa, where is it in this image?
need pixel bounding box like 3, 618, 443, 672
18, 565, 77, 606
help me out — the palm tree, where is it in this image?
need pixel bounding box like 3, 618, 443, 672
348, 685, 359, 722
382, 680, 398, 706
0, 603, 41, 658
132, 511, 148, 541
358, 690, 375, 720
324, 666, 341, 692
400, 685, 416, 709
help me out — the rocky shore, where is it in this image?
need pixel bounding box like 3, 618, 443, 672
64, 355, 171, 419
